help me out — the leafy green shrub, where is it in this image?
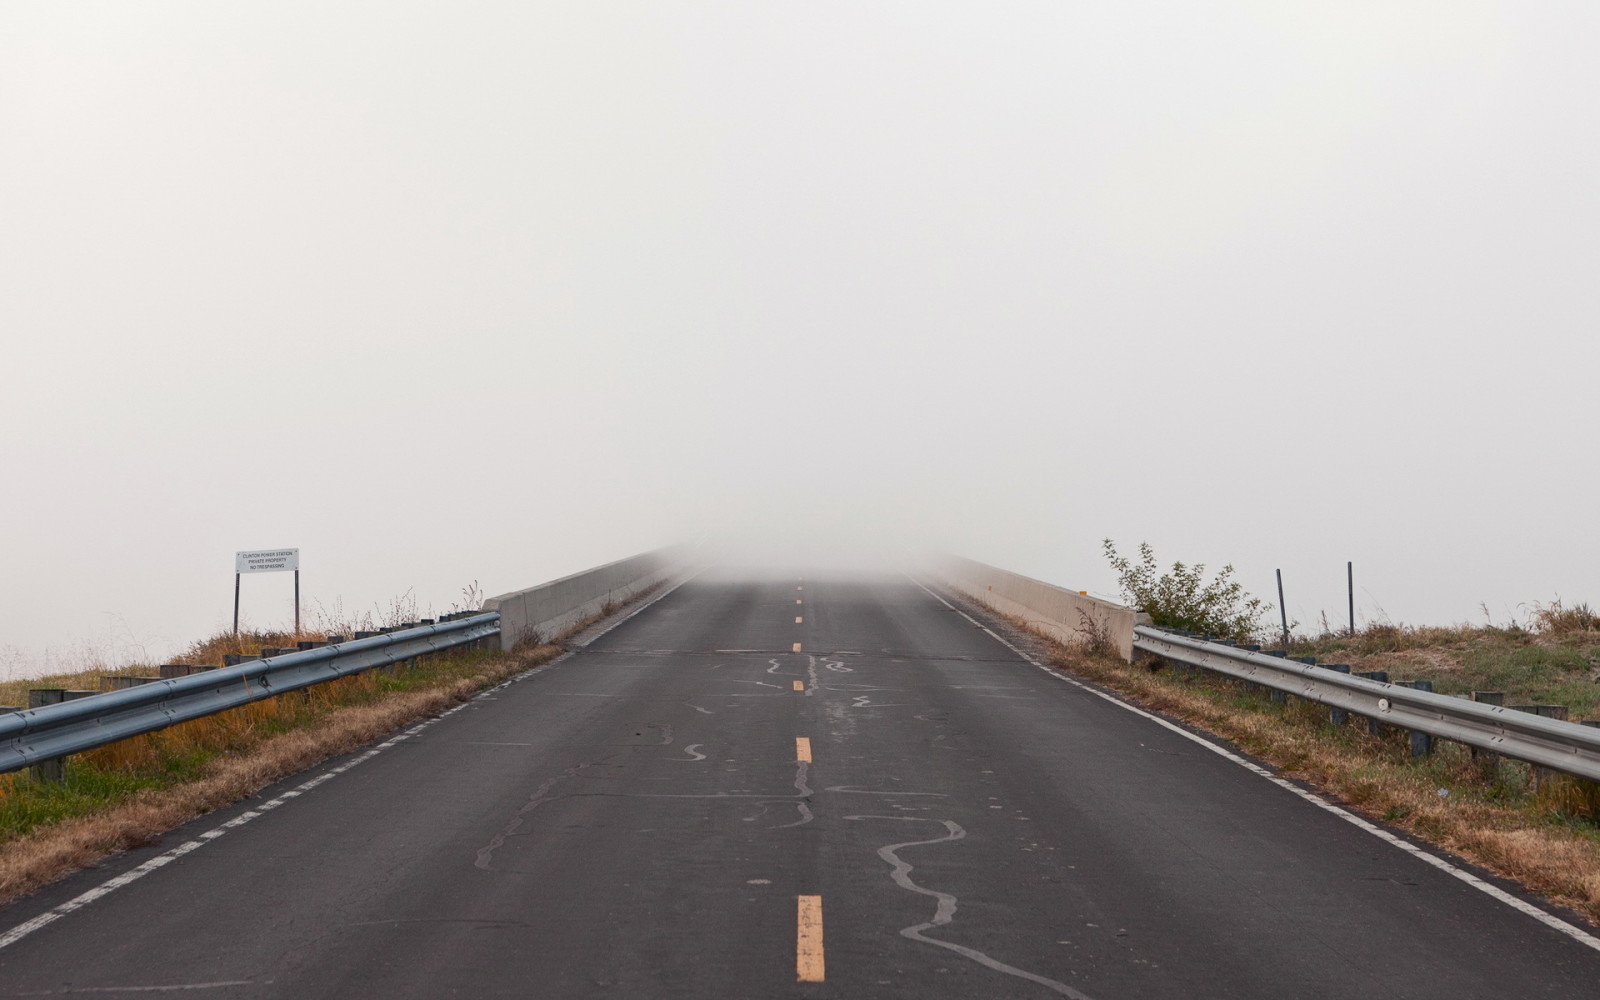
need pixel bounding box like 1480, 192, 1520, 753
1102, 539, 1273, 641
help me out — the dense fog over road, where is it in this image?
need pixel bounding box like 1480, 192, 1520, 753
2, 2, 1596, 673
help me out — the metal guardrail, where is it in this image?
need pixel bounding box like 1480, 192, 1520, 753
0, 612, 501, 775
1134, 625, 1600, 783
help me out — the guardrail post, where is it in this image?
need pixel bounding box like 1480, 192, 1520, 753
1236, 645, 1263, 695
160, 664, 220, 678
1322, 663, 1350, 726
27, 689, 65, 781
1395, 681, 1435, 755
1355, 672, 1389, 735
26, 689, 82, 782
104, 676, 162, 690
1471, 692, 1504, 773
1512, 705, 1570, 789
1266, 651, 1289, 704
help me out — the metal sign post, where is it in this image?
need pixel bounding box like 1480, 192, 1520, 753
234, 548, 301, 636
1347, 561, 1356, 636
1275, 569, 1289, 648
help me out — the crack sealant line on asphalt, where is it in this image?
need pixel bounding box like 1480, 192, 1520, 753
903, 572, 1600, 956
0, 573, 699, 954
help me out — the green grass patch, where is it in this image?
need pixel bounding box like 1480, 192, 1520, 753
0, 769, 170, 843
0, 649, 506, 847
1287, 626, 1600, 721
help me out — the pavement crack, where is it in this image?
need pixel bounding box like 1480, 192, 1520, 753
475, 758, 604, 870
742, 802, 775, 823
826, 786, 947, 797
845, 815, 1096, 1000
772, 802, 814, 829
345, 918, 531, 928
8, 983, 266, 994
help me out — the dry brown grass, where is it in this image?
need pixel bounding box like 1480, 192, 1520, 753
0, 628, 330, 707
0, 644, 560, 906
166, 627, 330, 669
1531, 600, 1600, 637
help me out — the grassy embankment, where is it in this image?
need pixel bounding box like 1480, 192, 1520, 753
1041, 603, 1600, 924
0, 623, 562, 905
1290, 600, 1600, 719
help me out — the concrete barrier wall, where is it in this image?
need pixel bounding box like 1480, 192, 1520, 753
484, 547, 688, 651
935, 555, 1141, 661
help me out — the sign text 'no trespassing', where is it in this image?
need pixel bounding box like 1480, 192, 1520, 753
236, 549, 299, 574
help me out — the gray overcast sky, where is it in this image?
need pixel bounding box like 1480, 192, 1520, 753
3, 2, 1596, 672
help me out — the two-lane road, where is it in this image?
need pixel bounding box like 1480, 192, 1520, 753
2, 573, 1597, 998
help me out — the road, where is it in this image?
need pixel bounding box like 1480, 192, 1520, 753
1, 572, 1598, 998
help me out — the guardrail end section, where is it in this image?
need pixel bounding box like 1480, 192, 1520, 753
30, 756, 66, 783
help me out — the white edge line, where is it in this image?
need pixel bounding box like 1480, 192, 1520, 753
905, 572, 1600, 955
0, 578, 698, 953
574, 572, 700, 646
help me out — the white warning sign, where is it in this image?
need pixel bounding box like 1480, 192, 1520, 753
235, 548, 299, 574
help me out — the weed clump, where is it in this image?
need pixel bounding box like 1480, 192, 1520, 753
1102, 539, 1274, 641
1532, 599, 1600, 637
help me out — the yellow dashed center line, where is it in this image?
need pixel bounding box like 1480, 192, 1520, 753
796, 599, 802, 605
795, 616, 803, 624
796, 895, 825, 982
795, 737, 812, 762
792, 642, 802, 653
793, 680, 804, 691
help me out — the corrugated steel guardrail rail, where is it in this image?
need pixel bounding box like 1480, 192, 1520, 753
0, 612, 501, 775
1134, 625, 1600, 783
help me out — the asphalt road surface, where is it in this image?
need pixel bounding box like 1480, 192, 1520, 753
2, 573, 1599, 998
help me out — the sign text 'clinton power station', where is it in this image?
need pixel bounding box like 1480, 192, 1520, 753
235, 549, 299, 574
